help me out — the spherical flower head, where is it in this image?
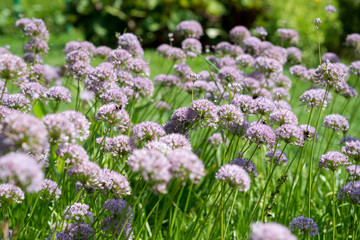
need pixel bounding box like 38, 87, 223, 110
325, 5, 337, 14
321, 52, 340, 63
96, 104, 130, 132
289, 65, 307, 79
167, 149, 205, 184
155, 101, 171, 112
107, 49, 133, 70
236, 54, 255, 68
229, 157, 258, 177
65, 49, 90, 64
95, 46, 112, 58
67, 160, 103, 189
255, 97, 275, 116
63, 41, 95, 55
323, 114, 349, 133
182, 38, 202, 57
97, 135, 135, 157
300, 124, 318, 142
127, 149, 172, 193
216, 164, 250, 191
157, 44, 172, 56
315, 60, 347, 91
269, 109, 298, 126
229, 26, 251, 45
56, 143, 89, 166
219, 56, 237, 68
166, 47, 186, 63
191, 99, 219, 128
144, 140, 173, 155
172, 107, 198, 124
84, 63, 116, 92
130, 58, 150, 76
255, 57, 283, 77
0, 113, 48, 157
20, 82, 47, 100
208, 133, 223, 146
61, 111, 90, 141
0, 106, 18, 120
214, 41, 232, 56
2, 93, 31, 111
265, 149, 288, 166
132, 121, 165, 143
0, 152, 44, 193
217, 104, 244, 124
176, 20, 203, 39
63, 203, 94, 222
16, 18, 49, 40
0, 183, 24, 206
255, 26, 268, 38
319, 151, 350, 171
231, 94, 257, 115
272, 87, 290, 101
155, 74, 181, 87
277, 28, 299, 45
42, 114, 77, 143
102, 168, 131, 197
314, 18, 321, 29
63, 222, 94, 240
97, 82, 128, 107
40, 179, 61, 200
300, 88, 330, 110
159, 134, 191, 150
132, 76, 154, 98
342, 140, 360, 161
346, 165, 360, 180
250, 222, 297, 240
338, 181, 360, 205
245, 123, 276, 148
218, 66, 244, 84
116, 32, 144, 58
23, 38, 49, 55
262, 46, 287, 65
340, 135, 358, 146
287, 47, 302, 64
345, 34, 360, 51
289, 215, 319, 237
275, 124, 304, 146
46, 86, 72, 104
350, 61, 360, 76
243, 37, 262, 56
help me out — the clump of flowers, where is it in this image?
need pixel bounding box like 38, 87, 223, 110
39, 179, 61, 200
300, 88, 331, 110
346, 165, 360, 180
275, 124, 304, 146
229, 26, 251, 45
319, 151, 350, 171
315, 60, 347, 91
176, 20, 203, 39
245, 123, 276, 148
250, 222, 297, 240
269, 109, 298, 126
216, 164, 250, 191
338, 181, 360, 205
0, 183, 25, 206
97, 135, 136, 157
132, 121, 165, 142
342, 140, 360, 161
63, 203, 94, 222
289, 215, 319, 237
96, 104, 130, 132
229, 157, 259, 177
265, 149, 288, 166
323, 114, 349, 133
191, 99, 219, 128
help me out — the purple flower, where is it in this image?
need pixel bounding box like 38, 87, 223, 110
155, 101, 171, 112
108, 49, 133, 70
167, 149, 205, 184
338, 181, 360, 205
176, 20, 203, 39
277, 28, 299, 45
269, 109, 298, 126
157, 44, 172, 56
218, 66, 244, 84
127, 149, 172, 193
159, 134, 191, 150
229, 157, 258, 177
346, 165, 360, 180
272, 87, 290, 101
289, 215, 319, 237
46, 86, 72, 103
117, 33, 144, 58
243, 37, 262, 56
323, 114, 349, 133
20, 82, 47, 100
61, 111, 90, 141
216, 164, 250, 191
208, 133, 223, 146
132, 76, 154, 98
255, 27, 268, 38
315, 60, 348, 91
40, 179, 61, 200
265, 149, 288, 166
287, 47, 302, 64
132, 121, 165, 142
56, 143, 89, 166
102, 168, 131, 197
97, 135, 135, 157
350, 61, 360, 76
64, 41, 95, 55
97, 82, 128, 107
217, 104, 244, 124
254, 57, 283, 77
144, 141, 172, 154
321, 52, 340, 63
275, 124, 304, 146
250, 222, 297, 240
340, 136, 358, 146
289, 65, 307, 79
214, 42, 233, 56
84, 63, 116, 92
325, 5, 337, 14
319, 151, 350, 171
236, 54, 255, 68
191, 99, 219, 128
96, 104, 129, 132
67, 160, 103, 189
255, 97, 275, 116
0, 152, 44, 193
166, 47, 186, 63
2, 93, 31, 111
245, 123, 276, 148
182, 38, 202, 57
345, 33, 360, 51
16, 18, 49, 40
229, 26, 251, 45
300, 124, 318, 142
130, 58, 150, 76
42, 113, 78, 143
0, 183, 24, 206
231, 94, 257, 115
63, 203, 93, 222
342, 140, 360, 161
155, 74, 181, 87
262, 46, 287, 65
95, 46, 112, 58
300, 88, 332, 110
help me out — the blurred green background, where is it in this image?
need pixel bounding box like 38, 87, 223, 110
0, 0, 359, 66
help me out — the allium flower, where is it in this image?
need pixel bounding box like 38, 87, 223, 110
60, 111, 90, 141
236, 54, 255, 68
97, 135, 135, 157
219, 56, 237, 68
277, 28, 299, 45
289, 215, 319, 237
167, 149, 205, 184
300, 124, 318, 141
287, 47, 302, 64
272, 87, 290, 101
166, 47, 186, 63
159, 134, 191, 150
155, 101, 171, 112
323, 114, 349, 133
342, 140, 360, 161
350, 61, 360, 76
208, 133, 223, 146
319, 151, 350, 171
0, 113, 48, 157
132, 121, 165, 143
265, 149, 288, 166
67, 160, 103, 189
229, 26, 251, 45
63, 203, 94, 222
24, 52, 43, 64
325, 5, 337, 14
269, 109, 298, 126
262, 46, 287, 65
130, 58, 150, 76
255, 97, 275, 116
243, 37, 263, 56
23, 38, 49, 55
300, 88, 332, 110
84, 63, 115, 93
95, 46, 112, 58
117, 32, 144, 58
0, 183, 24, 206
0, 152, 44, 193
245, 123, 276, 148
346, 165, 360, 180
2, 93, 31, 111
62, 222, 94, 240
20, 82, 47, 100
255, 57, 282, 77
182, 38, 202, 57
314, 18, 321, 28
340, 136, 358, 146
127, 149, 172, 193
315, 60, 348, 91
174, 63, 193, 78
56, 143, 89, 166
216, 164, 250, 191
218, 66, 243, 84
289, 65, 307, 79
171, 107, 198, 130
229, 157, 258, 177
0, 106, 17, 120
275, 124, 304, 146
42, 114, 77, 143
255, 27, 268, 38
40, 179, 61, 200
339, 83, 358, 99
338, 181, 360, 205
345, 33, 360, 51
96, 104, 130, 132
63, 41, 96, 55
214, 42, 232, 56
16, 18, 49, 40
154, 74, 181, 87
231, 94, 257, 115
132, 76, 154, 98
176, 20, 203, 39
46, 86, 72, 103
250, 222, 297, 240
144, 141, 172, 155
191, 99, 219, 128
108, 49, 133, 70
97, 82, 128, 106
321, 52, 340, 63
102, 199, 133, 239
65, 49, 90, 64
102, 168, 131, 197
157, 44, 172, 56
217, 104, 243, 124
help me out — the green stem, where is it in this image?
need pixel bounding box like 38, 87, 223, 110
332, 170, 336, 240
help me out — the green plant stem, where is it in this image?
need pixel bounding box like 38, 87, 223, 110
332, 170, 336, 240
